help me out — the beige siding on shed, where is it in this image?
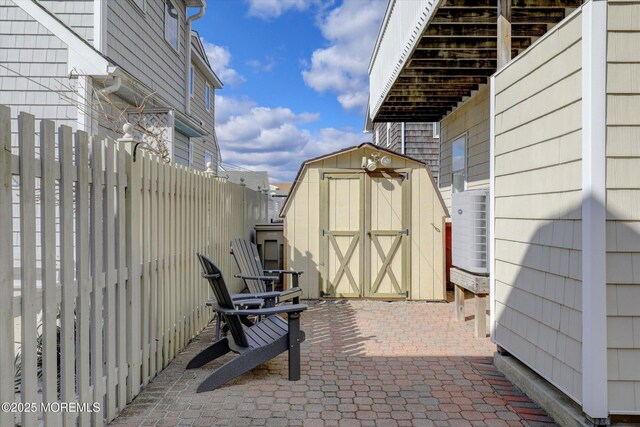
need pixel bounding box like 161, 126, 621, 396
283, 146, 447, 301
606, 0, 640, 414
440, 85, 491, 211
492, 10, 583, 404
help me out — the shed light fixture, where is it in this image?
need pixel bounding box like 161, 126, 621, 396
361, 152, 392, 172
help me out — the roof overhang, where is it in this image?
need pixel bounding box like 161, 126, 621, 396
191, 32, 223, 89
368, 0, 583, 123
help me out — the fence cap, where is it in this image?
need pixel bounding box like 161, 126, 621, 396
118, 123, 135, 143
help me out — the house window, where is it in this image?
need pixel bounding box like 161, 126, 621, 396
164, 0, 179, 51
386, 123, 390, 147
433, 122, 440, 138
188, 141, 193, 166
451, 134, 466, 193
204, 150, 213, 170
205, 82, 211, 111
375, 127, 379, 145
190, 66, 194, 97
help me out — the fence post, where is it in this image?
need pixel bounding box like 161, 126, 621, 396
0, 106, 14, 427
121, 124, 142, 400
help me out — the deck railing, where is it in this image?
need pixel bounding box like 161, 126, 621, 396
0, 106, 267, 426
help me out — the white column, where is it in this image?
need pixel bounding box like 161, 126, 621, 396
489, 75, 496, 341
581, 0, 608, 420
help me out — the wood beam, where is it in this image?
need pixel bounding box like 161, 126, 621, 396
498, 0, 512, 69
407, 59, 496, 69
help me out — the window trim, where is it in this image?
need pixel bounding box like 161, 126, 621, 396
205, 82, 211, 111
190, 66, 194, 98
433, 121, 440, 139
451, 132, 468, 193
164, 0, 179, 52
128, 0, 146, 14
188, 140, 193, 166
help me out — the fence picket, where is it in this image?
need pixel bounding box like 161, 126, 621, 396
150, 155, 158, 378
40, 119, 61, 427
104, 139, 117, 420
58, 124, 77, 427
18, 112, 37, 427
0, 106, 14, 427
75, 130, 91, 427
141, 152, 150, 387
91, 136, 105, 427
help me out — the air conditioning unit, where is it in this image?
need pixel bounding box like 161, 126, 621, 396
452, 189, 490, 275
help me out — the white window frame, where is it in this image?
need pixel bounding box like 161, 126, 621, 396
451, 132, 467, 193
164, 0, 179, 52
205, 82, 211, 111
433, 121, 440, 139
375, 127, 379, 145
189, 66, 194, 97
188, 140, 193, 166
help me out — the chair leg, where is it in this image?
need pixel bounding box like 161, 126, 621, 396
215, 314, 222, 341
196, 338, 287, 393
287, 312, 301, 381
186, 338, 230, 369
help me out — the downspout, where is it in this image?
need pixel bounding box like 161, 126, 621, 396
185, 1, 206, 115
401, 122, 405, 155
98, 75, 121, 96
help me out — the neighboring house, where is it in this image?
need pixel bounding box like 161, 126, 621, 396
268, 182, 291, 223
0, 0, 222, 171
368, 0, 640, 423
221, 170, 270, 192
366, 121, 440, 181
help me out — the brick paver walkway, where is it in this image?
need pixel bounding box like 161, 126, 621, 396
110, 299, 557, 426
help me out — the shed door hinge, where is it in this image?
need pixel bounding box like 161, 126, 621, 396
398, 291, 409, 297
399, 228, 410, 236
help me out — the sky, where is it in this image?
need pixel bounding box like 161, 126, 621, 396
192, 0, 388, 182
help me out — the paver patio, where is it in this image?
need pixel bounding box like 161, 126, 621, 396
110, 298, 557, 427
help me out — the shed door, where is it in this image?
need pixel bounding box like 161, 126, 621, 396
320, 173, 364, 298
365, 171, 411, 299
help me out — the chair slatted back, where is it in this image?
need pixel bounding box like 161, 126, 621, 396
197, 253, 249, 348
231, 238, 266, 294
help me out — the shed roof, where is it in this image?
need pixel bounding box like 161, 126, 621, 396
280, 143, 446, 218
368, 0, 583, 123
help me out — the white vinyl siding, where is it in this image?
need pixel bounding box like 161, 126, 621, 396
605, 1, 640, 414
440, 84, 490, 211
492, 10, 583, 403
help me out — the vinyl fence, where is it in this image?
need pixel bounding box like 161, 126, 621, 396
0, 106, 268, 426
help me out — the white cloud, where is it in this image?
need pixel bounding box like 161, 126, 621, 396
216, 95, 368, 182
246, 0, 321, 20
202, 41, 245, 87
302, 0, 386, 112
246, 55, 276, 73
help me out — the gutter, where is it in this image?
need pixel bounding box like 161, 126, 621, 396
185, 1, 206, 114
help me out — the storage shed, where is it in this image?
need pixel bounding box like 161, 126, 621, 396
280, 143, 448, 301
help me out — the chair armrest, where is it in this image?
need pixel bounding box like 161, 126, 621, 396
264, 270, 304, 276
278, 287, 302, 302
211, 303, 308, 317
232, 291, 281, 300
234, 274, 277, 282
234, 298, 264, 308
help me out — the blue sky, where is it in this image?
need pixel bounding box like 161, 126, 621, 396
192, 0, 387, 182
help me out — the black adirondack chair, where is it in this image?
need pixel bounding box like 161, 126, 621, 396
231, 238, 303, 305
188, 253, 307, 392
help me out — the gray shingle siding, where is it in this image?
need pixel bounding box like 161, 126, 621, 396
0, 0, 79, 146
106, 0, 187, 111
173, 130, 189, 166
38, 0, 94, 42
